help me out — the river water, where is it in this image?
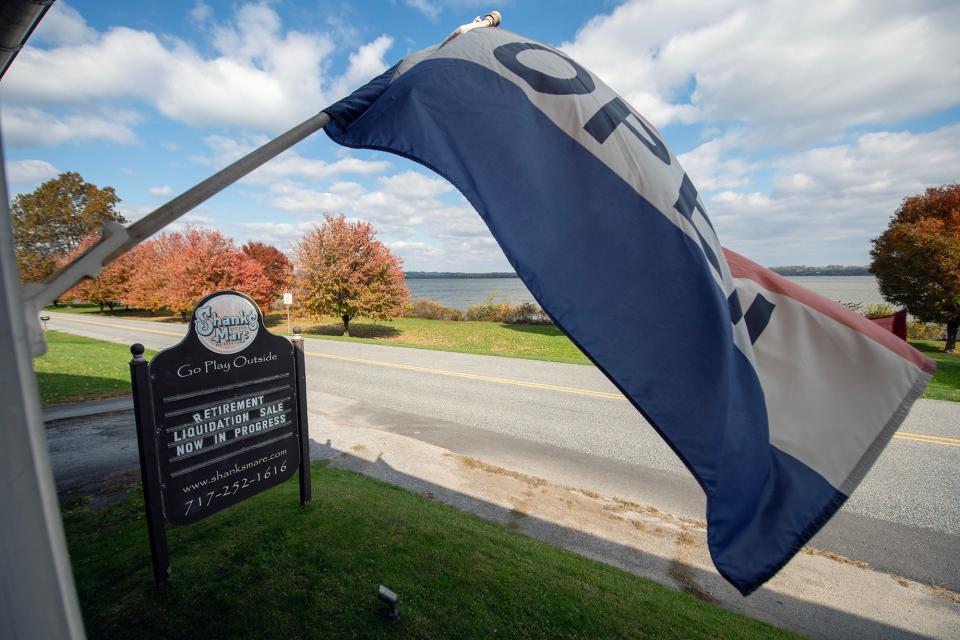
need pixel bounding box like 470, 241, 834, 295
407, 276, 884, 310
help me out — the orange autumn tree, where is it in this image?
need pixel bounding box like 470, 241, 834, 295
294, 214, 409, 336
60, 235, 137, 312
871, 183, 960, 352
127, 228, 274, 317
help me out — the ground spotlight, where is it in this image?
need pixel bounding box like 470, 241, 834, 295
378, 584, 399, 623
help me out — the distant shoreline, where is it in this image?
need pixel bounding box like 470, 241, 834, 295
406, 268, 872, 279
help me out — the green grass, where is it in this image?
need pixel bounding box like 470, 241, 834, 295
63, 463, 798, 640
298, 315, 590, 364
33, 330, 157, 404
45, 305, 960, 402
911, 340, 960, 402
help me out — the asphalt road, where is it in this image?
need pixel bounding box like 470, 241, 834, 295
43, 311, 960, 591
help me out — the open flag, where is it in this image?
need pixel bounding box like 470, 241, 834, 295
322, 25, 935, 594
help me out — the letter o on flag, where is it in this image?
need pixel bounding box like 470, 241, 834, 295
494, 42, 596, 96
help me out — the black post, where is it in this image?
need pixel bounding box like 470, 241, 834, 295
292, 328, 312, 506
129, 343, 170, 585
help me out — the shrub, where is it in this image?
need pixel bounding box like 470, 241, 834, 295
504, 301, 552, 325
464, 295, 552, 324
465, 295, 513, 322
908, 320, 946, 341
405, 298, 464, 321
863, 303, 896, 318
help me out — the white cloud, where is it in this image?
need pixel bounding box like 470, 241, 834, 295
32, 2, 97, 47
190, 1, 213, 23
705, 123, 960, 265
5, 159, 59, 185
182, 213, 214, 224
269, 183, 352, 213
3, 3, 393, 132
237, 221, 318, 245
255, 162, 498, 267
0, 106, 138, 147
564, 0, 960, 140
677, 131, 759, 191
377, 171, 453, 199
328, 35, 394, 100
148, 185, 172, 197
405, 0, 441, 21
118, 204, 153, 222
197, 134, 391, 183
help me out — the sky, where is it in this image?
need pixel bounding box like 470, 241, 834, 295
2, 0, 958, 271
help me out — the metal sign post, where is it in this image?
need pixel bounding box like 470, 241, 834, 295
129, 291, 312, 583
283, 292, 293, 333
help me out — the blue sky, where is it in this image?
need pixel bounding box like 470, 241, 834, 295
2, 0, 958, 270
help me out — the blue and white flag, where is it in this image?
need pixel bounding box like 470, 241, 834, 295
322, 26, 935, 594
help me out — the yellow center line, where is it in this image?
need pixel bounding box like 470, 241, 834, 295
896, 431, 960, 444
50, 315, 960, 448
893, 434, 960, 447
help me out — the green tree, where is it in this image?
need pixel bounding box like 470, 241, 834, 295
11, 172, 125, 282
870, 183, 960, 351
293, 214, 409, 336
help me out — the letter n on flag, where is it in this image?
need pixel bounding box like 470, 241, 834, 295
320, 27, 935, 594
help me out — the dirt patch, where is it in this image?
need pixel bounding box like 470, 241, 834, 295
931, 585, 960, 605
350, 444, 368, 454
457, 455, 549, 487
575, 488, 602, 499
668, 560, 716, 603
630, 520, 667, 537
676, 530, 697, 547
678, 516, 707, 529
891, 575, 910, 588
800, 546, 869, 570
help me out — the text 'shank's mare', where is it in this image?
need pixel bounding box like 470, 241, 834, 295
130, 290, 311, 584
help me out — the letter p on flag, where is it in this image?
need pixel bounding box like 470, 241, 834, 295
321, 24, 935, 594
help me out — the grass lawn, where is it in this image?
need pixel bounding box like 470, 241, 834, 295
33, 330, 157, 404
911, 340, 960, 402
297, 315, 590, 364
63, 463, 797, 640
45, 305, 960, 402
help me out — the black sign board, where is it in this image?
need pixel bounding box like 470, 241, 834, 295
130, 290, 311, 583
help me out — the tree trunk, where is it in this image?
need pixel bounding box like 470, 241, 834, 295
946, 318, 960, 352
98, 302, 104, 312
342, 315, 350, 337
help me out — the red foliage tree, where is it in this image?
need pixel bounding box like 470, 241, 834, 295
126, 228, 274, 317
61, 235, 137, 312
294, 214, 409, 336
242, 241, 293, 297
